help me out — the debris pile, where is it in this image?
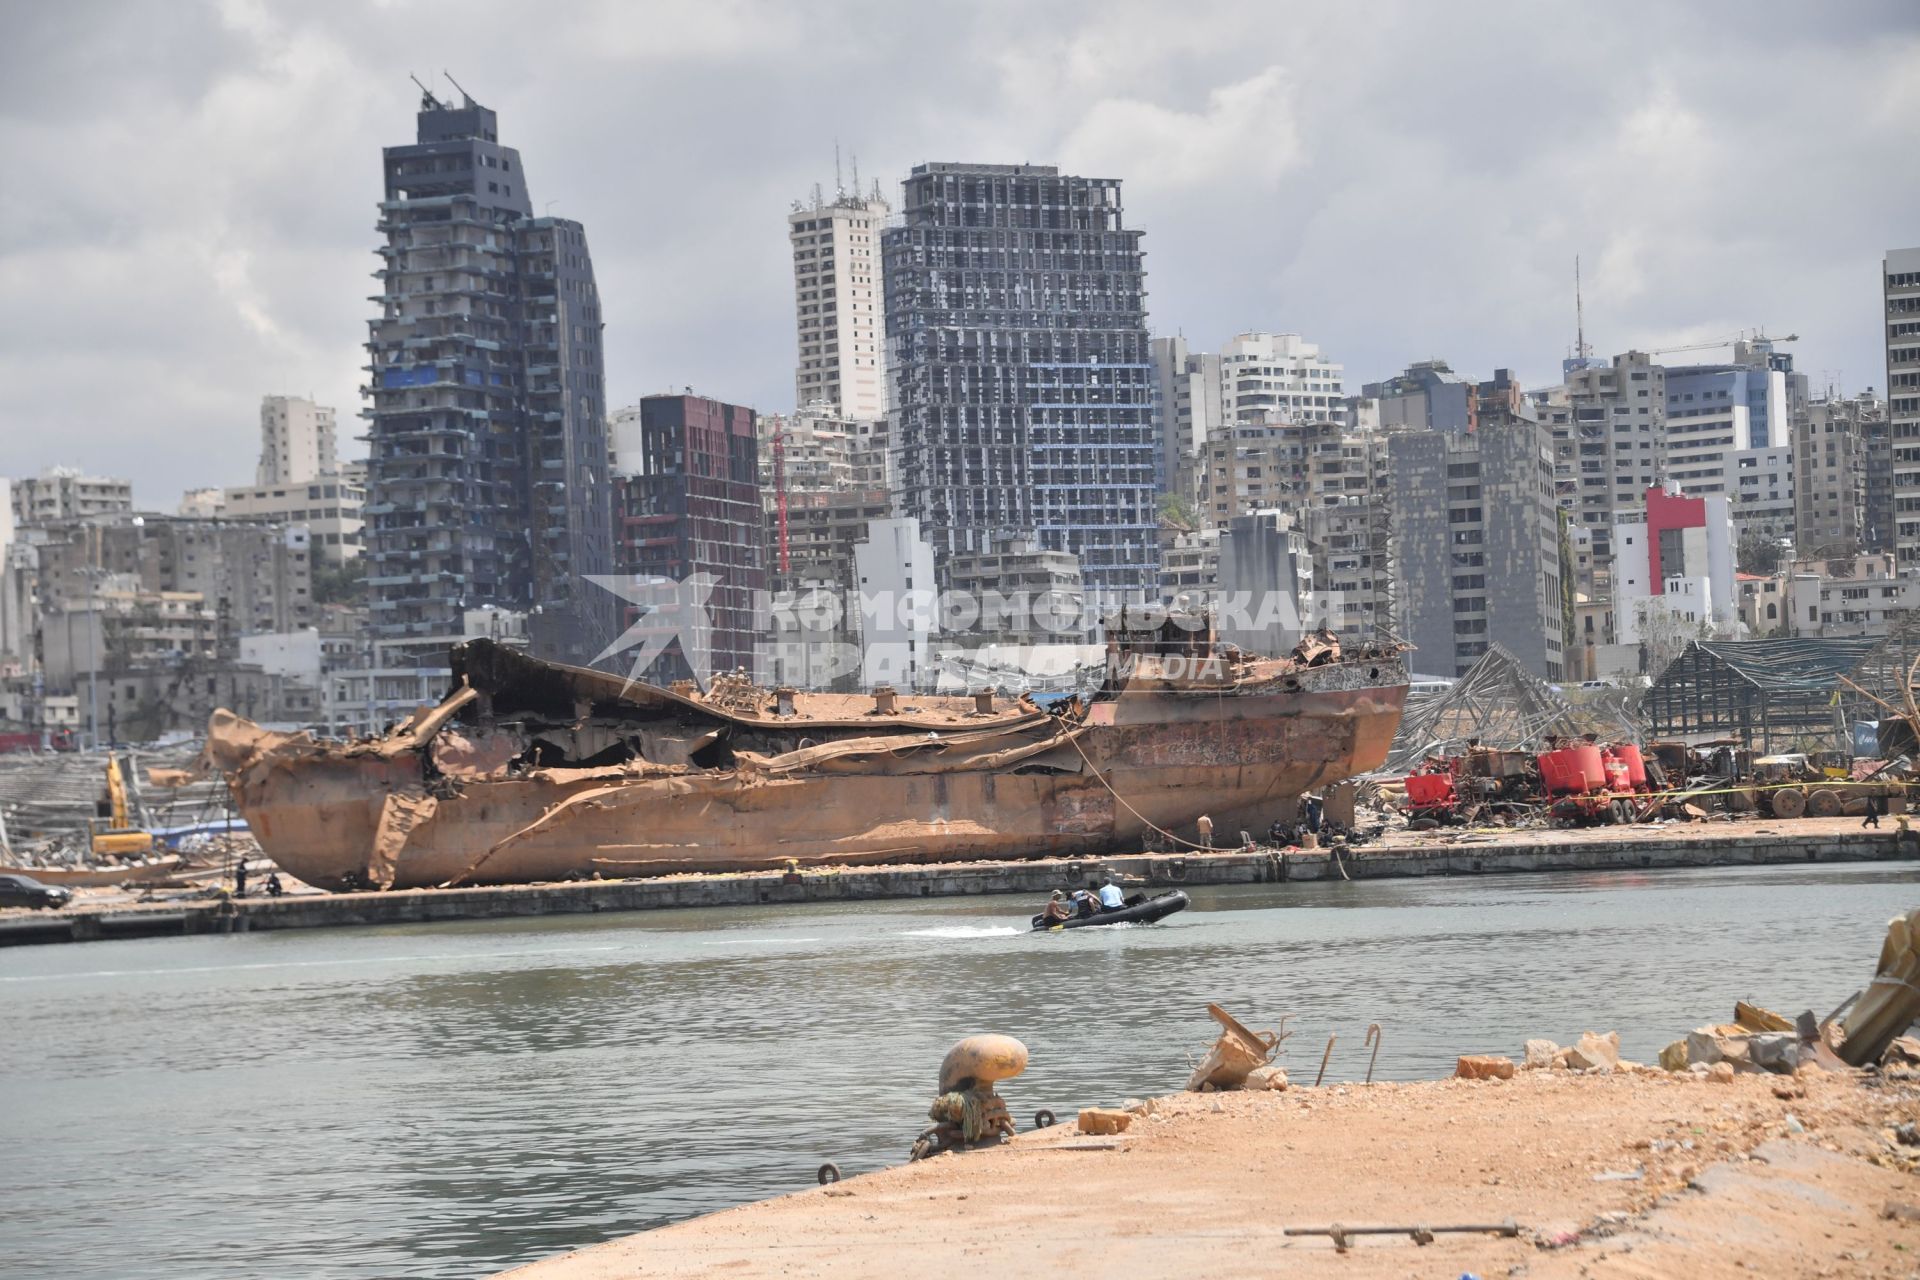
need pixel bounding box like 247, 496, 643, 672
0, 742, 240, 864
1385, 645, 1576, 774
1834, 906, 1920, 1067
1183, 1003, 1293, 1092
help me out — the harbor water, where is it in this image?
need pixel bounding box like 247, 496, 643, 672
2, 862, 1915, 1278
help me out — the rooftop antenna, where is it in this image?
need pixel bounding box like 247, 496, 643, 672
442, 70, 475, 107
1574, 254, 1591, 362
812, 181, 824, 210
409, 73, 446, 111
834, 141, 844, 197
850, 152, 861, 198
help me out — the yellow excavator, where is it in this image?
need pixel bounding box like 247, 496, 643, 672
90, 754, 155, 857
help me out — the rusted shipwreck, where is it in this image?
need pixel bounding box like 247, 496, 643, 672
204, 624, 1408, 892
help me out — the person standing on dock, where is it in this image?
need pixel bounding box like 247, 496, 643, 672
233, 858, 249, 899
1197, 814, 1214, 849
1865, 793, 1885, 829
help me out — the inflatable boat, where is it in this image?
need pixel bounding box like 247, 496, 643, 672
1031, 890, 1190, 931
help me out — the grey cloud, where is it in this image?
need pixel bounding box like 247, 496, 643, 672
1, 0, 1916, 506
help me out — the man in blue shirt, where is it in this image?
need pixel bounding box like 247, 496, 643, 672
1097, 877, 1126, 911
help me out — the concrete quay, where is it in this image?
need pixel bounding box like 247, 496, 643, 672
0, 819, 1911, 948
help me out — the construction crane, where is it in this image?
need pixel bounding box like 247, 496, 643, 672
1641, 331, 1799, 358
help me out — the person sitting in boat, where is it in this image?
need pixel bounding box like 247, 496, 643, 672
1039, 890, 1073, 925
1069, 888, 1100, 919
1097, 877, 1126, 912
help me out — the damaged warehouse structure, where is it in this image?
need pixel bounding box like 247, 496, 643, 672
1643, 637, 1879, 752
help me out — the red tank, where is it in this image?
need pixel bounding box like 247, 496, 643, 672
1569, 743, 1605, 789
1612, 744, 1648, 789
1404, 772, 1456, 808
1537, 750, 1586, 796
1602, 753, 1630, 792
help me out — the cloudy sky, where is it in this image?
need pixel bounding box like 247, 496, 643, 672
3, 0, 1917, 508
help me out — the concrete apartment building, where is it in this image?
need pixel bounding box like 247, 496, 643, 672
1886, 248, 1920, 570
35, 516, 315, 644
1864, 405, 1895, 556
1151, 336, 1224, 511
40, 585, 216, 689
1196, 414, 1390, 639
1389, 412, 1566, 679
1663, 362, 1793, 543
1304, 500, 1388, 638
1219, 332, 1344, 425
1794, 394, 1884, 557
257, 395, 339, 486
945, 537, 1087, 644
1552, 352, 1666, 578
1158, 527, 1219, 606
755, 405, 883, 496
854, 516, 938, 690
222, 475, 366, 564
609, 395, 764, 683
10, 467, 133, 527
1200, 418, 1302, 529
1785, 552, 1919, 637
0, 495, 27, 671
363, 89, 612, 664
1609, 486, 1735, 651
771, 487, 892, 597
883, 163, 1160, 600
789, 187, 890, 422
1364, 360, 1474, 433
1217, 510, 1316, 657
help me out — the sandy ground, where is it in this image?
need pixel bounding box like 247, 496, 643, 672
505, 1068, 1920, 1280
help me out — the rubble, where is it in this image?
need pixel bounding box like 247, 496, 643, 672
1242, 1066, 1289, 1091
1834, 906, 1920, 1067
1561, 1031, 1622, 1073
1077, 1108, 1133, 1136
1454, 1054, 1515, 1081
1183, 1003, 1291, 1092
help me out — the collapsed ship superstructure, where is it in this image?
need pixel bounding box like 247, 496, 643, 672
204, 619, 1408, 892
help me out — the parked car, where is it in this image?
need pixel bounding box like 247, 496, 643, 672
0, 873, 73, 910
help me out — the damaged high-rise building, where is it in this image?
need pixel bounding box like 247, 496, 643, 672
364, 85, 612, 665
1886, 248, 1920, 570
883, 163, 1160, 601
1390, 408, 1567, 680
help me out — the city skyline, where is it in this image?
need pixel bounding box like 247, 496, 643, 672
2, 1, 1917, 505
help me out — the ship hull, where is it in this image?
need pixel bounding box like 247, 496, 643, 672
208, 643, 1407, 892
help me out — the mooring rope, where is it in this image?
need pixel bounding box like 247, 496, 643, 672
1059, 725, 1214, 852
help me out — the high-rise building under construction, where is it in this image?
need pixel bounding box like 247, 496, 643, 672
363, 86, 612, 663
882, 163, 1160, 599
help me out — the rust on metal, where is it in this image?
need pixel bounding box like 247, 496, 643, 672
201, 622, 1409, 893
